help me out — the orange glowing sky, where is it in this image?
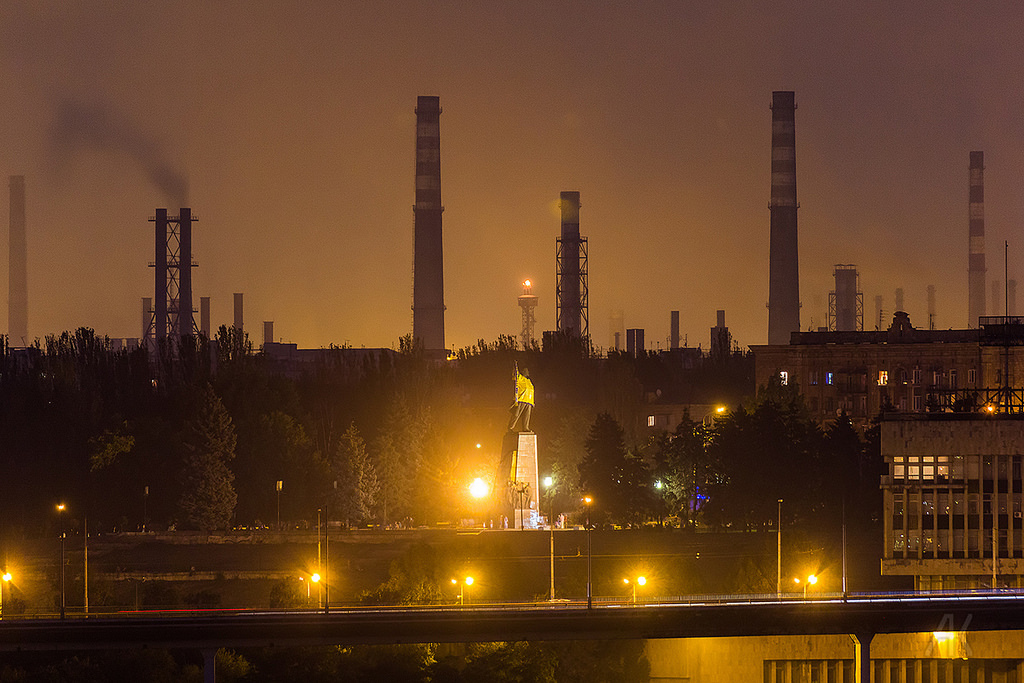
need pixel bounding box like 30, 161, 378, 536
2, 2, 1024, 351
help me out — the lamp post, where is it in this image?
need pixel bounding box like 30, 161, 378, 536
1, 571, 11, 619
451, 576, 474, 606
776, 498, 783, 598
583, 495, 593, 609
276, 480, 283, 531
56, 503, 67, 619
544, 476, 555, 601
623, 576, 646, 605
797, 574, 817, 599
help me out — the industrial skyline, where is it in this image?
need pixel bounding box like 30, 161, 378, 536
2, 2, 1024, 351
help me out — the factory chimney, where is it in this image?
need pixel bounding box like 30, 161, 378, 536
148, 208, 196, 346
8, 176, 27, 346
556, 191, 589, 340
968, 151, 986, 327
412, 95, 446, 357
233, 293, 244, 333
263, 321, 274, 346
768, 91, 800, 345
927, 285, 936, 330
829, 265, 863, 332
670, 311, 680, 350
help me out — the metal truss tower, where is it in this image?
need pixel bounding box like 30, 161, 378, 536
555, 191, 589, 340
145, 208, 197, 350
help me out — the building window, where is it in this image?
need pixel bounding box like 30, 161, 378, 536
779, 371, 788, 386
809, 371, 818, 386
647, 415, 655, 427
878, 370, 888, 386
968, 368, 977, 385
912, 368, 921, 385
949, 369, 958, 389
826, 371, 833, 385
913, 394, 922, 411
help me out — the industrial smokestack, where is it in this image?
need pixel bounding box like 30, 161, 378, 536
768, 91, 800, 344
200, 296, 210, 337
609, 310, 624, 350
670, 311, 680, 350
142, 297, 152, 346
830, 265, 862, 332
895, 288, 904, 313
263, 321, 274, 346
711, 310, 731, 359
1010, 280, 1017, 317
8, 176, 27, 346
927, 285, 936, 330
556, 191, 588, 339
153, 209, 168, 342
177, 208, 194, 338
233, 293, 243, 333
626, 328, 644, 357
412, 95, 446, 356
969, 151, 986, 327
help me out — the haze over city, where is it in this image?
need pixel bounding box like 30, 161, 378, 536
2, 2, 1024, 351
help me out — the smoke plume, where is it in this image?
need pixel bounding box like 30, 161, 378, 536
51, 99, 189, 207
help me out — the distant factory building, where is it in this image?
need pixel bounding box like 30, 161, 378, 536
752, 312, 1024, 424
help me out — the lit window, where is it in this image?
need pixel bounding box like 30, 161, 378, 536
779, 371, 788, 386
878, 370, 888, 386
647, 415, 655, 427
826, 371, 833, 385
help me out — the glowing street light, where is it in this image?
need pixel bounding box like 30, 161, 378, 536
794, 574, 818, 599
0, 571, 11, 619
57, 503, 66, 619
451, 576, 474, 606
583, 495, 594, 609
623, 575, 647, 605
469, 478, 490, 499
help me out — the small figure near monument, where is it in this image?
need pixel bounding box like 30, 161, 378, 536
507, 364, 535, 432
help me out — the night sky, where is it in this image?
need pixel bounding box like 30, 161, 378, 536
2, 2, 1023, 351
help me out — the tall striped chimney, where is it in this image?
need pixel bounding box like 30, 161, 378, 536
412, 95, 446, 356
768, 91, 800, 344
8, 176, 27, 346
968, 151, 986, 327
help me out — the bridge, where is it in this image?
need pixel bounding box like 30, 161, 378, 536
1, 594, 1022, 682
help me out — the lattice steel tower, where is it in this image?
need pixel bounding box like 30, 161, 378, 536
145, 208, 197, 350
555, 191, 588, 339
517, 279, 538, 349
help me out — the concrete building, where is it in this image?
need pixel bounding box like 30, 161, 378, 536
752, 312, 1024, 424
881, 413, 1024, 590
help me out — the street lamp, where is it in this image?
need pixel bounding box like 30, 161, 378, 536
451, 576, 474, 606
544, 476, 555, 600
57, 503, 66, 619
623, 576, 646, 605
583, 495, 593, 609
795, 574, 818, 599
276, 480, 283, 531
777, 498, 783, 598
1, 571, 11, 619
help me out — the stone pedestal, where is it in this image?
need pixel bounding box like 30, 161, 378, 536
512, 433, 539, 529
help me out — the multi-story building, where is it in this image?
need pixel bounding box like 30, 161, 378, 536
752, 312, 1024, 424
881, 413, 1024, 590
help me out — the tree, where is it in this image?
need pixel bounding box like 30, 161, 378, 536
177, 383, 238, 530
578, 413, 651, 523
332, 422, 379, 527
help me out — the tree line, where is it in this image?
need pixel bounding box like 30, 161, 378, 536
0, 327, 879, 537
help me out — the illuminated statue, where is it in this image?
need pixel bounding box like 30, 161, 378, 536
507, 363, 534, 432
